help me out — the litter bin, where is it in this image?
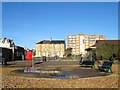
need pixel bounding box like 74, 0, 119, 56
2, 58, 7, 65
42, 56, 46, 61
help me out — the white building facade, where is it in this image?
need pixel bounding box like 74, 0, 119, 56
68, 34, 106, 56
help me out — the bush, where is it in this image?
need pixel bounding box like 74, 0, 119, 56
67, 54, 72, 59
94, 44, 119, 60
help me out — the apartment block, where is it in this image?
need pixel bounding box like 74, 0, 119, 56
36, 40, 65, 58
68, 34, 106, 55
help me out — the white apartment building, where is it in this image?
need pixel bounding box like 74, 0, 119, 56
68, 34, 106, 56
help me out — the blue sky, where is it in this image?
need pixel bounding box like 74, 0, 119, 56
2, 2, 118, 49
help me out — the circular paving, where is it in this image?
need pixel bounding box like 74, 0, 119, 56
10, 66, 108, 79
5, 60, 111, 79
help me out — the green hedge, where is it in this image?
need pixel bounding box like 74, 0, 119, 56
94, 44, 119, 60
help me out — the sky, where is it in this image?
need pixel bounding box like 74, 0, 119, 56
2, 2, 118, 49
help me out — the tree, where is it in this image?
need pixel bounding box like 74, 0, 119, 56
65, 48, 72, 55
65, 48, 72, 58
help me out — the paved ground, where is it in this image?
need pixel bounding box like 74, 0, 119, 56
1, 60, 119, 88
1, 59, 80, 67
1, 60, 116, 78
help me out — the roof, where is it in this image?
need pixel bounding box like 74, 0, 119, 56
85, 40, 120, 51
92, 40, 120, 47
15, 46, 24, 50
36, 40, 65, 44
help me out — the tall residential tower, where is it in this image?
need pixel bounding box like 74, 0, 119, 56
68, 34, 106, 56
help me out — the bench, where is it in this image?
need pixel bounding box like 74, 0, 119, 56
80, 60, 95, 68
98, 61, 113, 73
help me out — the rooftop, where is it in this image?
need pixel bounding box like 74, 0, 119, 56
36, 40, 65, 44
92, 40, 120, 47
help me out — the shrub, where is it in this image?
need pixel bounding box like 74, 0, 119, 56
94, 44, 119, 60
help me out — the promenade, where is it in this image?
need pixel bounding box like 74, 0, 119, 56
1, 60, 119, 88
